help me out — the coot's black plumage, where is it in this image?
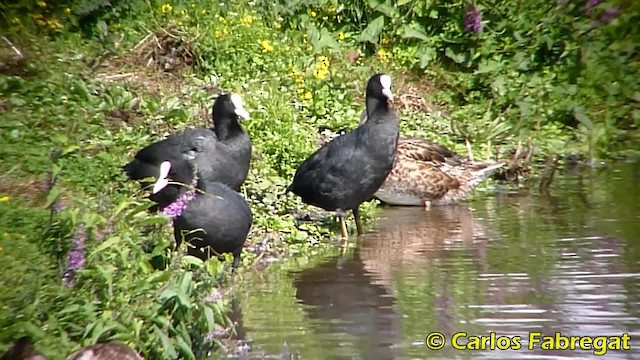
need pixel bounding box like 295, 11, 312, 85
287, 73, 399, 237
152, 159, 252, 269
123, 93, 251, 209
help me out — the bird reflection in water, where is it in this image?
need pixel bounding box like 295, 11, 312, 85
293, 205, 494, 359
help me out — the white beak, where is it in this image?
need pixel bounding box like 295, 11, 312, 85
382, 88, 393, 101
152, 161, 171, 194
234, 107, 250, 120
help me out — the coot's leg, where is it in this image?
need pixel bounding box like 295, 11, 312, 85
336, 208, 348, 238
353, 206, 364, 235
231, 251, 241, 272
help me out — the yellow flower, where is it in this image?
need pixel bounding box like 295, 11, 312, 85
307, 45, 313, 51
310, 11, 317, 18
0, 196, 9, 202
201, 9, 207, 15
275, 22, 282, 29
314, 68, 328, 80
161, 3, 172, 14
181, 9, 186, 15
297, 88, 304, 94
64, 8, 71, 15
215, 30, 222, 38
217, 15, 226, 23
338, 32, 345, 41
304, 91, 313, 100
11, 17, 21, 24
322, 16, 328, 21
318, 56, 330, 67
37, 1, 47, 8
47, 19, 63, 30
377, 48, 388, 62
260, 40, 274, 53
241, 15, 254, 25
329, 7, 337, 13
381, 38, 390, 45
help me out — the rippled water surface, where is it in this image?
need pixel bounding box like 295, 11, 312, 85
226, 163, 640, 359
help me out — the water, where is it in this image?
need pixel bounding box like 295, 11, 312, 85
228, 162, 640, 359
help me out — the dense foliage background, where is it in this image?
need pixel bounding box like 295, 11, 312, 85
0, 0, 637, 358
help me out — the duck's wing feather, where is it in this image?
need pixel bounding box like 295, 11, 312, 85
398, 138, 465, 166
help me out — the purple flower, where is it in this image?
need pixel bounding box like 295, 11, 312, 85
601, 6, 619, 24
160, 176, 198, 218
584, 0, 603, 15
43, 173, 53, 193
204, 326, 226, 342
464, 5, 484, 33
205, 288, 223, 303
63, 225, 87, 287
204, 332, 214, 342
586, 0, 603, 9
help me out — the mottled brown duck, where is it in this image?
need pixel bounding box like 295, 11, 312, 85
321, 110, 503, 208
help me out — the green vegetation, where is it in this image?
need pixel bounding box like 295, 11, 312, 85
0, 0, 638, 358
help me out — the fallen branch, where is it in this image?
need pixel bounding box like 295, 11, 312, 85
1, 36, 24, 60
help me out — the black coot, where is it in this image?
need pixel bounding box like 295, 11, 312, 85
287, 73, 399, 238
152, 158, 252, 269
123, 93, 252, 209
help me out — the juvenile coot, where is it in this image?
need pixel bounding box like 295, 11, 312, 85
287, 73, 399, 238
123, 93, 251, 209
152, 159, 252, 269
356, 110, 504, 208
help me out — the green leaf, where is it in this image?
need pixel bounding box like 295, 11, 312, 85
89, 236, 122, 257
181, 255, 204, 268
418, 47, 436, 69
358, 16, 385, 44
374, 4, 397, 18
153, 316, 172, 330
204, 306, 215, 332
153, 325, 178, 358
444, 47, 465, 63
60, 304, 82, 315
178, 272, 193, 296
573, 106, 593, 131
398, 25, 429, 41
398, 0, 413, 5
317, 28, 341, 53
175, 335, 195, 360
62, 145, 79, 156
476, 59, 500, 74
45, 188, 62, 209
147, 270, 171, 284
